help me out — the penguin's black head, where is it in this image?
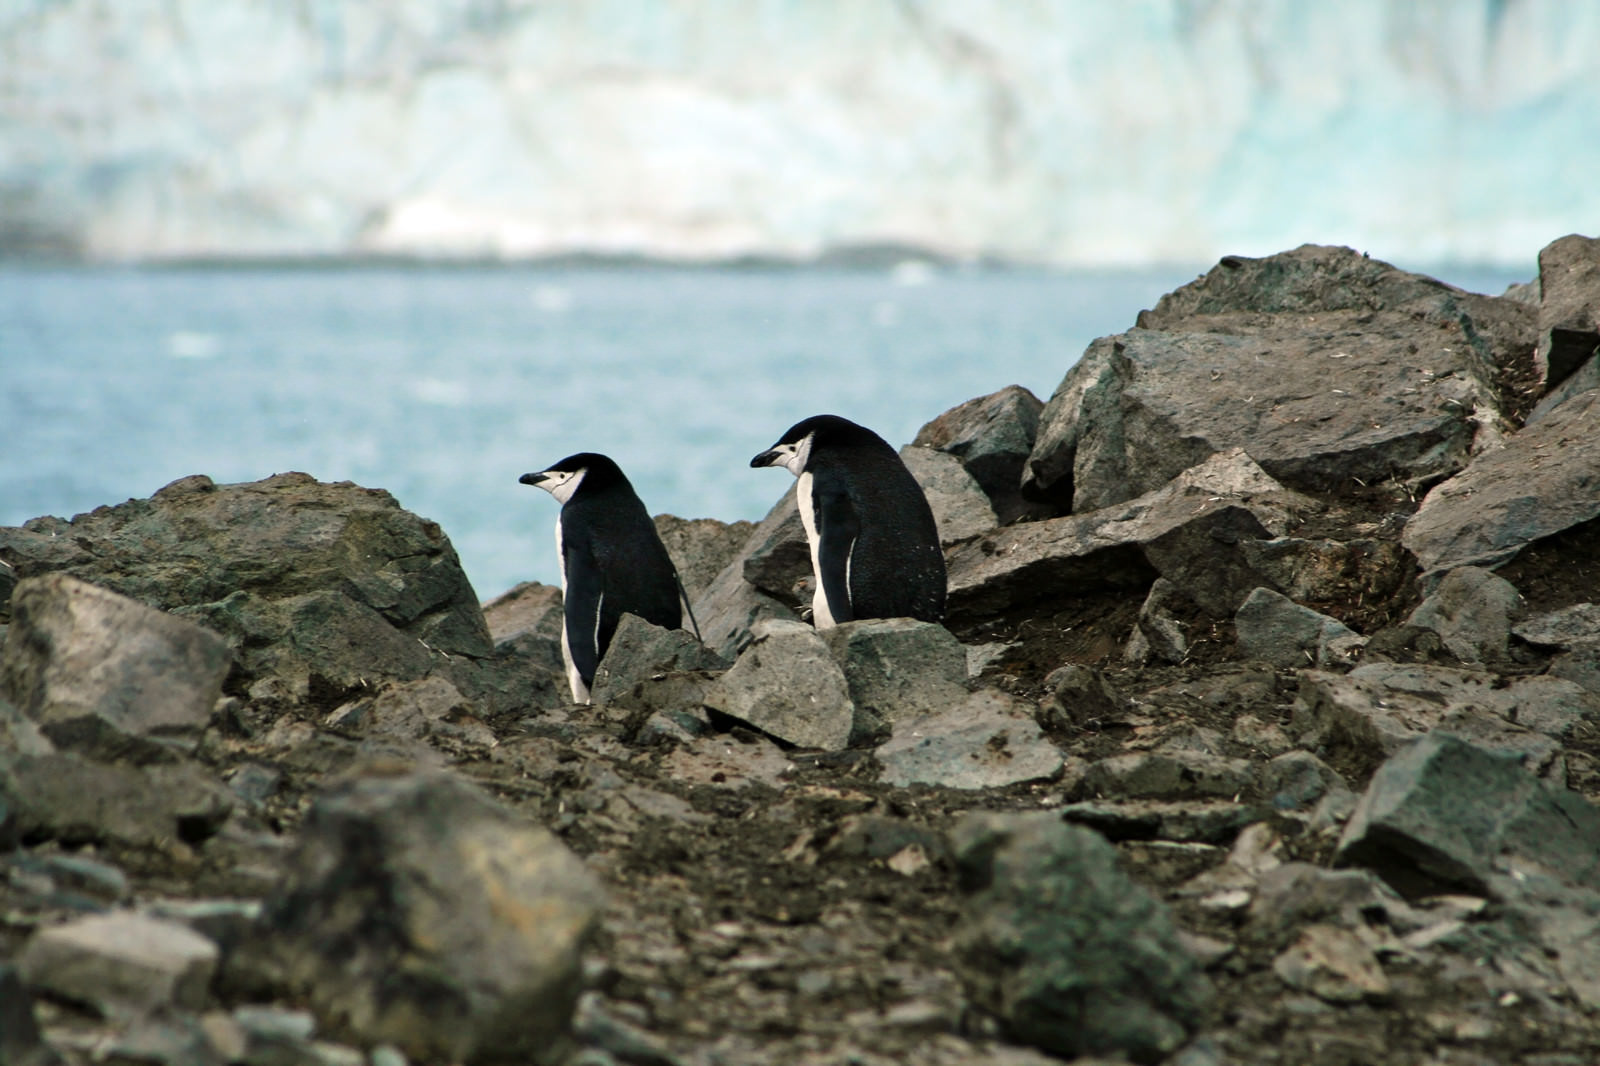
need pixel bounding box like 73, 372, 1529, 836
520, 452, 626, 504
751, 415, 886, 476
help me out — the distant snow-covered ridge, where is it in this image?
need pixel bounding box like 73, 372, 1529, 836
3, 0, 1596, 267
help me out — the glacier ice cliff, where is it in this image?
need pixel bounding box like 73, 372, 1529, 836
2, 0, 1597, 266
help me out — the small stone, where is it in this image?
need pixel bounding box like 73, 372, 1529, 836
19, 910, 219, 1017
877, 690, 1063, 790
1272, 924, 1390, 1002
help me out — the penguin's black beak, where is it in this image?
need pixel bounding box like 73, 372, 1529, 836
519, 472, 548, 486
750, 449, 779, 469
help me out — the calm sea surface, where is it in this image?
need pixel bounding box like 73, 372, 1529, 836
0, 262, 1525, 597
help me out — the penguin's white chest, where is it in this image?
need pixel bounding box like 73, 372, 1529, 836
796, 472, 838, 629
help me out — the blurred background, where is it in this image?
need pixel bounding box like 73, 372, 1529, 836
3, 0, 1597, 596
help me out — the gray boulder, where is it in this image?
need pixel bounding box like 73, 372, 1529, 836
948, 449, 1306, 622
822, 618, 968, 742
1534, 233, 1600, 389
1404, 566, 1521, 663
691, 491, 804, 660
950, 811, 1214, 1062
1234, 587, 1364, 669
1025, 245, 1532, 509
899, 445, 998, 545
253, 769, 600, 1065
1513, 603, 1600, 650
0, 473, 493, 708
653, 514, 757, 601
481, 581, 564, 669
590, 613, 728, 706
18, 911, 219, 1019
0, 752, 234, 856
1293, 662, 1596, 779
0, 574, 230, 758
1336, 731, 1600, 898
1082, 749, 1255, 802
1403, 388, 1600, 576
913, 385, 1049, 523
703, 620, 854, 750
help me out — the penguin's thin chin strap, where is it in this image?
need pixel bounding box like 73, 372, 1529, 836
676, 570, 703, 644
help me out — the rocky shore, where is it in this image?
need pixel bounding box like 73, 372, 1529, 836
4, 239, 1600, 1065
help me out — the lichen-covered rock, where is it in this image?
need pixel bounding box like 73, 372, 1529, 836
950, 812, 1214, 1062
252, 769, 601, 1065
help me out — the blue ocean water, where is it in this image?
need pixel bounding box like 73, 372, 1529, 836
0, 261, 1525, 598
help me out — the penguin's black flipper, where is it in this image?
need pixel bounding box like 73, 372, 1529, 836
812, 468, 860, 625
561, 530, 605, 691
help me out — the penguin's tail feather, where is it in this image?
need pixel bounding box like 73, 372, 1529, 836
676, 571, 703, 644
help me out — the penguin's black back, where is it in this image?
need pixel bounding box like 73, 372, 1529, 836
558, 455, 681, 676
801, 417, 946, 624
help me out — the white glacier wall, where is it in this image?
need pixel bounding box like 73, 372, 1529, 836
2, 0, 1596, 266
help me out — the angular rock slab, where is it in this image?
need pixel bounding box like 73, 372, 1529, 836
877, 690, 1062, 790
1403, 387, 1600, 576
948, 449, 1306, 622
950, 811, 1214, 1062
914, 385, 1048, 523
822, 617, 968, 740
1235, 587, 1364, 669
900, 444, 998, 545
19, 911, 219, 1018
257, 769, 600, 1065
1336, 732, 1600, 898
1403, 566, 1521, 663
690, 490, 804, 661
704, 620, 854, 751
1027, 245, 1532, 509
1296, 661, 1599, 765
1, 574, 230, 754
1534, 233, 1600, 388
590, 613, 729, 706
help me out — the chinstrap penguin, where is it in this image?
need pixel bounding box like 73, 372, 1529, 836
520, 453, 686, 704
751, 414, 946, 628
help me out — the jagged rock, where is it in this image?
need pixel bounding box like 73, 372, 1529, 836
899, 444, 998, 544
1234, 587, 1364, 669
1124, 578, 1189, 665
822, 618, 968, 742
1036, 663, 1126, 731
1247, 863, 1415, 945
590, 613, 729, 706
0, 473, 494, 709
913, 386, 1049, 524
1403, 566, 1521, 663
0, 574, 231, 758
948, 449, 1305, 622
1512, 603, 1600, 650
1336, 732, 1600, 897
653, 514, 756, 601
876, 689, 1062, 790
1550, 646, 1600, 698
950, 811, 1214, 1062
324, 676, 495, 752
252, 769, 600, 1065
19, 910, 220, 1017
1403, 388, 1600, 576
703, 620, 854, 750
1293, 662, 1597, 778
1026, 247, 1531, 509
1081, 750, 1255, 802
1529, 345, 1600, 424
691, 492, 804, 660
0, 752, 234, 855
1534, 234, 1600, 389
1259, 750, 1355, 815
480, 581, 564, 671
